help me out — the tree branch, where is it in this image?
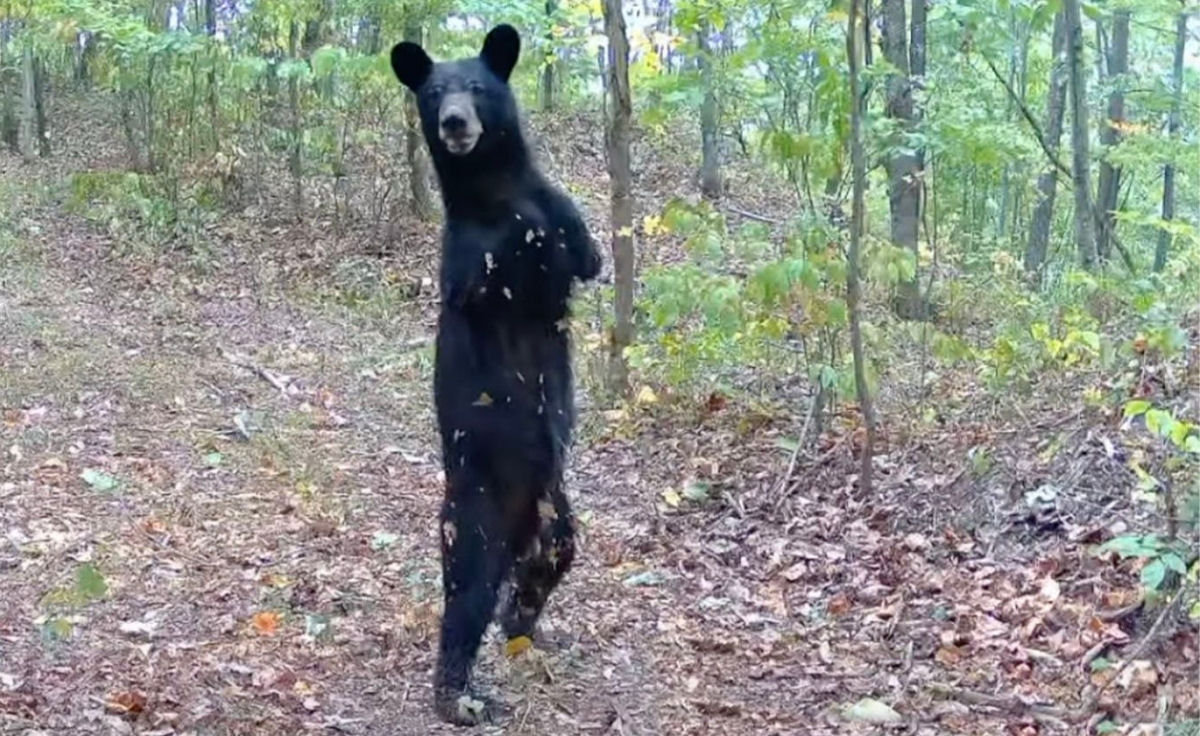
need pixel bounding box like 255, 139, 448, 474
981, 53, 1136, 272
981, 54, 1070, 179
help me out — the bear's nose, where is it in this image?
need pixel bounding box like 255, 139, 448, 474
441, 113, 467, 134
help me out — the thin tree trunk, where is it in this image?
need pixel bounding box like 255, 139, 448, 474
1025, 11, 1068, 276
205, 0, 218, 144
1154, 11, 1188, 272
846, 0, 875, 497
0, 25, 14, 153
288, 22, 303, 220
1063, 0, 1097, 268
880, 0, 923, 318
404, 20, 434, 220
541, 0, 556, 111
1096, 10, 1129, 263
18, 45, 34, 163
697, 21, 722, 200
603, 0, 634, 397
32, 54, 48, 157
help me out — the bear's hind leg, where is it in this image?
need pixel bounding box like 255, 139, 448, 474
500, 482, 575, 645
435, 488, 511, 725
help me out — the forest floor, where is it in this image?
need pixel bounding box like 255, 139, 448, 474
0, 97, 1196, 736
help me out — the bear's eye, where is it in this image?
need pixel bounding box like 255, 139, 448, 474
426, 84, 445, 97
468, 81, 486, 94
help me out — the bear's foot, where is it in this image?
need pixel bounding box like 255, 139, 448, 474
434, 687, 505, 726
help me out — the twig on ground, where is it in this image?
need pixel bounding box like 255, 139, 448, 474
220, 348, 293, 394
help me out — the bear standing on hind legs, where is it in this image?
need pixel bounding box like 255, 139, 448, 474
390, 24, 601, 726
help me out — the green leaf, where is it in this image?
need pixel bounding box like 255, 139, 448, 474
1145, 409, 1170, 437
370, 531, 398, 551
1090, 656, 1112, 672
1161, 553, 1187, 575
682, 480, 711, 502
40, 616, 73, 642
1099, 535, 1157, 558
81, 469, 119, 493
204, 451, 223, 467
75, 563, 108, 601
305, 613, 332, 640
1140, 559, 1167, 591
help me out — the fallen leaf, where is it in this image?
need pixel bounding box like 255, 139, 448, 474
842, 697, 902, 724
370, 531, 399, 551
635, 385, 658, 405
251, 611, 281, 635
81, 469, 119, 493
828, 593, 852, 616
661, 488, 681, 508
118, 621, 156, 638
105, 690, 147, 718
622, 570, 665, 587
75, 564, 108, 601
1039, 577, 1061, 602
472, 392, 494, 407
505, 635, 533, 657
902, 533, 929, 551
1118, 660, 1158, 697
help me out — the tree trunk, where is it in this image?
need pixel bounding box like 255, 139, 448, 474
846, 0, 875, 497
1063, 0, 1097, 269
603, 0, 634, 397
404, 21, 435, 221
1154, 11, 1188, 272
18, 45, 34, 163
1025, 11, 1068, 277
541, 0, 556, 112
76, 32, 95, 87
880, 0, 923, 319
205, 0, 218, 143
288, 22, 303, 219
1, 24, 17, 153
697, 22, 722, 200
32, 54, 48, 157
1095, 10, 1128, 263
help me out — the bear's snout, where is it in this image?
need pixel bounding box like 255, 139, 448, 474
438, 93, 482, 155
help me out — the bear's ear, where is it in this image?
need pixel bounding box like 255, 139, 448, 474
480, 24, 520, 82
390, 42, 433, 91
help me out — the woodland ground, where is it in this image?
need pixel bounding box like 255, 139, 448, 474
0, 95, 1196, 736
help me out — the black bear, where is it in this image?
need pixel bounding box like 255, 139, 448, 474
390, 24, 601, 725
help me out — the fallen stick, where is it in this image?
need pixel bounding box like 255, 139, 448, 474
221, 348, 293, 394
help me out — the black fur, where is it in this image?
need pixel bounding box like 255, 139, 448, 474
390, 24, 600, 726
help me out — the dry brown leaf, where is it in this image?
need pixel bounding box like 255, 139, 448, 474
104, 690, 147, 718
828, 593, 852, 616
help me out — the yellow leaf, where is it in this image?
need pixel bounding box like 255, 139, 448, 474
661, 488, 681, 508
635, 386, 658, 405
472, 392, 494, 407
505, 635, 533, 657
617, 225, 635, 238
251, 611, 281, 635
642, 214, 664, 235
